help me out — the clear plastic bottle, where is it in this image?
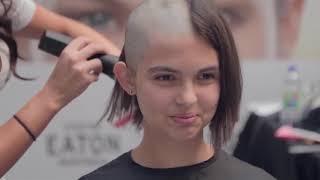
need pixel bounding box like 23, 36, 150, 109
280, 65, 302, 124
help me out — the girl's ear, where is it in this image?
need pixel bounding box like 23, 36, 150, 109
113, 62, 136, 95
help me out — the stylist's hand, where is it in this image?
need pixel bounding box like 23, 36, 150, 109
40, 37, 104, 110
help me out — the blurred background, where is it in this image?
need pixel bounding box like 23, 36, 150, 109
1, 0, 319, 179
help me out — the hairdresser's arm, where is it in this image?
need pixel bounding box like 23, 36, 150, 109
15, 4, 120, 55
0, 37, 104, 177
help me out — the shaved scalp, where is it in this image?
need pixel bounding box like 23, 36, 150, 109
124, 0, 194, 69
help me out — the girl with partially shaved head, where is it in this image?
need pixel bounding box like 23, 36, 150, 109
79, 0, 275, 180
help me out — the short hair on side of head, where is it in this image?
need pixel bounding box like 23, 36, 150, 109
124, 0, 195, 69
102, 0, 242, 150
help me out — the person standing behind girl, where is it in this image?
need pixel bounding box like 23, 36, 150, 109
0, 0, 114, 177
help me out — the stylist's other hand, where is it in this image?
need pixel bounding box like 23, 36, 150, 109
40, 37, 104, 110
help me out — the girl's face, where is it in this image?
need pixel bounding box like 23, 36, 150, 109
133, 32, 220, 142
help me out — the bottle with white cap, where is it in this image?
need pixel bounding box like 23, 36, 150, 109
280, 65, 302, 124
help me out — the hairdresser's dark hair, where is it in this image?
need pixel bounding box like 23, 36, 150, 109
103, 0, 242, 149
0, 0, 26, 80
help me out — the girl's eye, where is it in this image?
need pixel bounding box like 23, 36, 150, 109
198, 73, 216, 80
154, 74, 175, 81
